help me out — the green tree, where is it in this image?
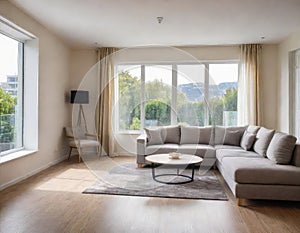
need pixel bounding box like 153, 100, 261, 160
145, 99, 170, 126
0, 88, 16, 143
223, 88, 237, 111
118, 71, 141, 130
129, 117, 141, 130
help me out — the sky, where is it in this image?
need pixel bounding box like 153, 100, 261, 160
118, 63, 238, 85
0, 33, 19, 82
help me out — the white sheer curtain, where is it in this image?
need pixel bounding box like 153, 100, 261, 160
238, 44, 262, 126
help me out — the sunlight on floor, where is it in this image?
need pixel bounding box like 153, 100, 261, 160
34, 168, 96, 192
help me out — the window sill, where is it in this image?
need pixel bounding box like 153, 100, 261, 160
0, 149, 37, 164
117, 130, 143, 135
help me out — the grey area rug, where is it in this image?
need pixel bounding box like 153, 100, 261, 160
83, 162, 228, 200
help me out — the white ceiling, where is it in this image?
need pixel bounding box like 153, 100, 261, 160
9, 0, 300, 48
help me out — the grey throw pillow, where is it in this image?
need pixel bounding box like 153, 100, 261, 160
253, 127, 275, 157
180, 126, 200, 144
240, 131, 256, 150
214, 126, 247, 145
161, 126, 180, 144
223, 129, 244, 146
267, 132, 297, 164
247, 125, 261, 134
144, 128, 163, 145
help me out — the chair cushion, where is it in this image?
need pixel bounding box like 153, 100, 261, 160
220, 156, 300, 186
240, 131, 256, 151
267, 132, 297, 164
144, 128, 163, 145
146, 144, 178, 155
177, 144, 215, 158
70, 139, 99, 148
253, 127, 275, 157
161, 126, 180, 144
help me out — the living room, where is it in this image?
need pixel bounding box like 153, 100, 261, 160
0, 0, 300, 232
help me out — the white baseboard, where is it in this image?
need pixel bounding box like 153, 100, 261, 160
117, 153, 135, 157
0, 154, 67, 191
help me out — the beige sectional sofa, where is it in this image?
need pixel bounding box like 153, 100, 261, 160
136, 125, 300, 204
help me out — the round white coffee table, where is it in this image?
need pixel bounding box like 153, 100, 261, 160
145, 154, 203, 184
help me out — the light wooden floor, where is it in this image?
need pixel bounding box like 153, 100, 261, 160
1, 155, 300, 233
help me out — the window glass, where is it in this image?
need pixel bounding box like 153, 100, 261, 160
116, 62, 238, 132
209, 64, 238, 126
177, 64, 206, 126
145, 65, 172, 127
117, 65, 141, 131
0, 33, 23, 154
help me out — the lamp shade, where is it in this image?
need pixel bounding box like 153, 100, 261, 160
70, 90, 89, 104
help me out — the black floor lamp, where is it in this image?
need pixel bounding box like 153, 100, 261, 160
70, 90, 89, 131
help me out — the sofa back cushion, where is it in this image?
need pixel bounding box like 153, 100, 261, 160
253, 127, 275, 156
180, 126, 213, 144
292, 144, 300, 167
161, 125, 181, 144
214, 126, 247, 146
267, 132, 297, 164
144, 128, 163, 145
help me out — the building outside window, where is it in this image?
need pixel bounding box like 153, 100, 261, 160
0, 33, 23, 154
116, 62, 238, 132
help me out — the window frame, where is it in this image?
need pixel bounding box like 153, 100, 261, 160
0, 16, 38, 163
115, 60, 239, 134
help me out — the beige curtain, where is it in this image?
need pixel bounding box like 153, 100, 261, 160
238, 44, 262, 126
95, 47, 118, 156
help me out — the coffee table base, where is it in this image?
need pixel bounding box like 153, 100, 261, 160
151, 163, 196, 185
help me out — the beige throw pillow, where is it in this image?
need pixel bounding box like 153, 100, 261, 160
267, 132, 297, 164
180, 126, 200, 144
144, 128, 163, 145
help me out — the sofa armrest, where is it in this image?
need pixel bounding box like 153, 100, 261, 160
137, 134, 147, 144
137, 134, 147, 164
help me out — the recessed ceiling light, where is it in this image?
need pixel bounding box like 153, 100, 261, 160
260, 36, 265, 40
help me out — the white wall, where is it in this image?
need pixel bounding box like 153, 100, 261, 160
70, 45, 279, 155
261, 45, 278, 129
278, 32, 300, 133
0, 1, 70, 188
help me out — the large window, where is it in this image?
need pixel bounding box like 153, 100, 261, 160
116, 62, 238, 132
0, 33, 23, 154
